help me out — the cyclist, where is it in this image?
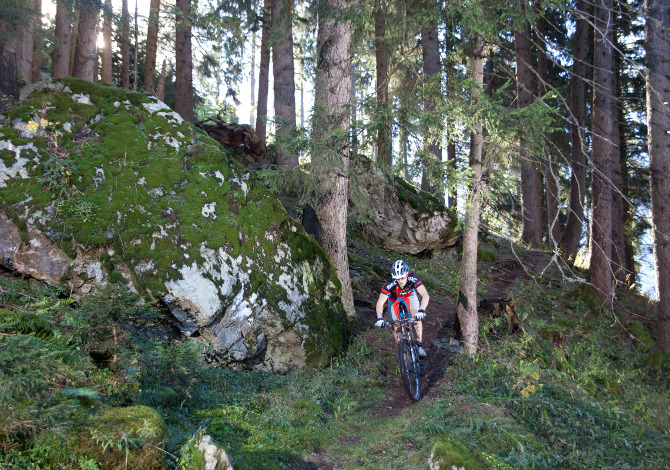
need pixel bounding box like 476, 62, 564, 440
375, 260, 430, 358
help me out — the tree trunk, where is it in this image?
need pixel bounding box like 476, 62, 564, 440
52, 0, 73, 79
30, 0, 42, 83
143, 0, 161, 93
156, 59, 168, 101
101, 0, 113, 84
121, 0, 130, 89
174, 0, 193, 122
17, 0, 35, 82
611, 37, 627, 287
250, 30, 256, 125
271, 0, 297, 166
69, 8, 79, 76
312, 0, 354, 315
0, 35, 19, 114
561, 0, 589, 263
457, 32, 485, 357
645, 0, 670, 353
374, 0, 392, 170
536, 14, 560, 250
515, 20, 541, 247
72, 0, 100, 81
589, 0, 615, 308
420, 12, 443, 200
256, 0, 271, 141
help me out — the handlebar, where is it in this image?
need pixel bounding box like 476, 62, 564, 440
385, 317, 416, 327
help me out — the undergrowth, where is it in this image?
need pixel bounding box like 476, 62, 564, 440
0, 239, 668, 469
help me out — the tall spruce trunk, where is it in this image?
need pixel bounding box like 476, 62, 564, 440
72, 0, 100, 81
256, 0, 271, 141
121, 0, 130, 88
562, 0, 589, 263
515, 20, 541, 247
174, 0, 193, 122
101, 0, 113, 84
645, 0, 670, 353
156, 59, 167, 101
420, 15, 443, 200
536, 14, 560, 250
143, 0, 161, 93
457, 32, 485, 357
589, 0, 615, 308
271, 0, 297, 166
313, 0, 354, 315
52, 0, 73, 79
611, 41, 627, 287
374, 0, 391, 170
30, 0, 42, 83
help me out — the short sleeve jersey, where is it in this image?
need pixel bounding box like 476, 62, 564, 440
380, 272, 423, 300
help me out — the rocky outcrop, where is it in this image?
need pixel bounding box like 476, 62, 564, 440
0, 78, 349, 372
197, 435, 236, 470
351, 158, 459, 256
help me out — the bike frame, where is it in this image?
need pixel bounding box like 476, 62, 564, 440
387, 303, 421, 401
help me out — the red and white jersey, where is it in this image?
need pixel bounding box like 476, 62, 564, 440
380, 272, 423, 300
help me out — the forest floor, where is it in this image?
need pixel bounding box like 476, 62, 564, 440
303, 249, 546, 469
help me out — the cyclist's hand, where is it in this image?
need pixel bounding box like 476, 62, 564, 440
375, 318, 388, 328
415, 309, 426, 320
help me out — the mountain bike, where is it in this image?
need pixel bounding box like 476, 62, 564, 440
387, 303, 422, 401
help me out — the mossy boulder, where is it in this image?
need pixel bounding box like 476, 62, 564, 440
428, 438, 489, 470
350, 157, 460, 255
76, 405, 166, 470
0, 78, 349, 371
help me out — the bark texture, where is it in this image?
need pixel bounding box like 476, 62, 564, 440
589, 0, 615, 308
256, 0, 272, 141
174, 0, 194, 122
645, 0, 670, 353
271, 0, 297, 166
72, 0, 100, 81
156, 59, 167, 101
374, 0, 391, 170
515, 21, 541, 247
456, 32, 485, 357
52, 0, 73, 79
562, 0, 589, 263
143, 0, 161, 93
101, 0, 113, 84
30, 0, 42, 83
420, 12, 443, 199
313, 0, 354, 315
121, 0, 130, 89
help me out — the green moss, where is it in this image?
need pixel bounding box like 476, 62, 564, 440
568, 283, 603, 315
648, 349, 670, 368
429, 438, 489, 469
629, 321, 654, 353
478, 247, 497, 263
74, 405, 165, 470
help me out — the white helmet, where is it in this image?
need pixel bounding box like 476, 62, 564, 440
391, 260, 409, 280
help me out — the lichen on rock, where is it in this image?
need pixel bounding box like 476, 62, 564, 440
0, 78, 349, 371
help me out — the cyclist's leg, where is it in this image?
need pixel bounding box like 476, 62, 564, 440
387, 298, 401, 343
407, 292, 423, 343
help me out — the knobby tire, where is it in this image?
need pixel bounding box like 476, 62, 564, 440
399, 339, 421, 401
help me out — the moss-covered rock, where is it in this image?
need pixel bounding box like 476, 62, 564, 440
628, 321, 654, 353
76, 405, 166, 470
428, 438, 489, 470
350, 157, 460, 255
0, 78, 349, 371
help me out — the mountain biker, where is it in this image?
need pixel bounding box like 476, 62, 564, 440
375, 260, 430, 358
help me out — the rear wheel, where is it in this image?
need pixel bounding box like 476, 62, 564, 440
399, 340, 421, 401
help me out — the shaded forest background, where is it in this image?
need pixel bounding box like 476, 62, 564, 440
1, 0, 669, 355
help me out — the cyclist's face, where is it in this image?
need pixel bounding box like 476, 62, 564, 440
397, 275, 408, 287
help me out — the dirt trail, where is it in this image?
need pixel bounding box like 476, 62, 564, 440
303, 252, 546, 468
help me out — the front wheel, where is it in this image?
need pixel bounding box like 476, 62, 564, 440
399, 340, 421, 401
